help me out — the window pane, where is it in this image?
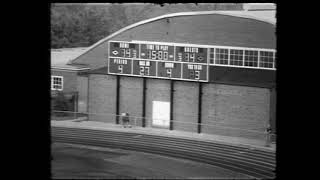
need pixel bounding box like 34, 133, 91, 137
209, 48, 214, 64
229, 49, 243, 66
244, 50, 258, 67
259, 51, 275, 68
215, 48, 228, 65
51, 76, 63, 90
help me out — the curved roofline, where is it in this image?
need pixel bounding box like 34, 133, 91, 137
51, 47, 88, 51
51, 66, 90, 71
70, 11, 276, 64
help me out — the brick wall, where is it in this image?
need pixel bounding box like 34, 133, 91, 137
119, 76, 143, 126
173, 81, 199, 132
87, 73, 272, 140
51, 70, 77, 93
270, 88, 276, 134
201, 83, 270, 140
88, 74, 117, 123
77, 75, 88, 113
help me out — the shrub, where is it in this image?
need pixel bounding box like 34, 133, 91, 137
52, 91, 69, 116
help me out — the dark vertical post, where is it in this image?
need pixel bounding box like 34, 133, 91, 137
170, 80, 174, 130
76, 92, 79, 112
198, 82, 202, 134
116, 75, 120, 124
74, 92, 78, 118
86, 74, 90, 120
269, 86, 276, 141
142, 78, 146, 127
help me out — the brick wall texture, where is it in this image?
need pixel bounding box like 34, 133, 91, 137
173, 81, 199, 133
201, 84, 270, 140
77, 75, 88, 113
51, 70, 78, 93
87, 73, 271, 140
119, 76, 143, 126
88, 74, 117, 123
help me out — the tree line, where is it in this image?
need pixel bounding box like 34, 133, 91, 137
51, 3, 243, 49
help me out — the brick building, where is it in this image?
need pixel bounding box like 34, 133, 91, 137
51, 48, 90, 112
69, 9, 276, 141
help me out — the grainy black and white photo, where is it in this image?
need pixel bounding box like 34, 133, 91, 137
51, 3, 276, 179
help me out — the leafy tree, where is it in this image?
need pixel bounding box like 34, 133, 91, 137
51, 3, 243, 49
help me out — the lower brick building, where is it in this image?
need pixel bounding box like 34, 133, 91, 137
51, 48, 90, 112
70, 9, 276, 141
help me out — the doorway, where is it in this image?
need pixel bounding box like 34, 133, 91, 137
152, 101, 170, 128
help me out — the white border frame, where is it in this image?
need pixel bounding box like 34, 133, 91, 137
108, 41, 111, 74
273, 51, 276, 69
227, 48, 230, 65
51, 67, 90, 71
130, 40, 276, 52
257, 50, 260, 68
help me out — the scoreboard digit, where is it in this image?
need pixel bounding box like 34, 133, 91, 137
157, 62, 182, 78
109, 41, 139, 58
182, 63, 208, 81
109, 41, 139, 75
109, 58, 132, 74
175, 46, 207, 63
132, 60, 157, 76
140, 44, 174, 61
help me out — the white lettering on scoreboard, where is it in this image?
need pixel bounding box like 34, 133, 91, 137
187, 64, 202, 70
146, 44, 169, 51
113, 58, 128, 65
165, 62, 174, 68
184, 47, 198, 53
120, 42, 129, 48
139, 61, 150, 66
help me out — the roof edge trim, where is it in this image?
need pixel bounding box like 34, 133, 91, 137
51, 66, 90, 71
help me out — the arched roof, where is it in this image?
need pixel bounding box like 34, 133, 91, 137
69, 11, 276, 65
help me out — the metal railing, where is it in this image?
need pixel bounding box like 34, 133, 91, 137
51, 110, 276, 144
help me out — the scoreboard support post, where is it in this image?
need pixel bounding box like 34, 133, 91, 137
116, 76, 120, 124
170, 80, 174, 130
197, 82, 203, 134
142, 77, 147, 127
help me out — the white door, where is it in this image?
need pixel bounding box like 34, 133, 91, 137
152, 101, 170, 127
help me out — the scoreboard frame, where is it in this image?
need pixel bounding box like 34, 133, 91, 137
108, 40, 210, 82
108, 40, 275, 82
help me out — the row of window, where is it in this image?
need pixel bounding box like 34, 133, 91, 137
51, 76, 63, 91
209, 48, 276, 69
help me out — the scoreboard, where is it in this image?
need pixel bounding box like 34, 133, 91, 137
108, 41, 209, 82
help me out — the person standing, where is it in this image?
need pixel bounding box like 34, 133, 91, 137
122, 112, 131, 128
265, 125, 272, 147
